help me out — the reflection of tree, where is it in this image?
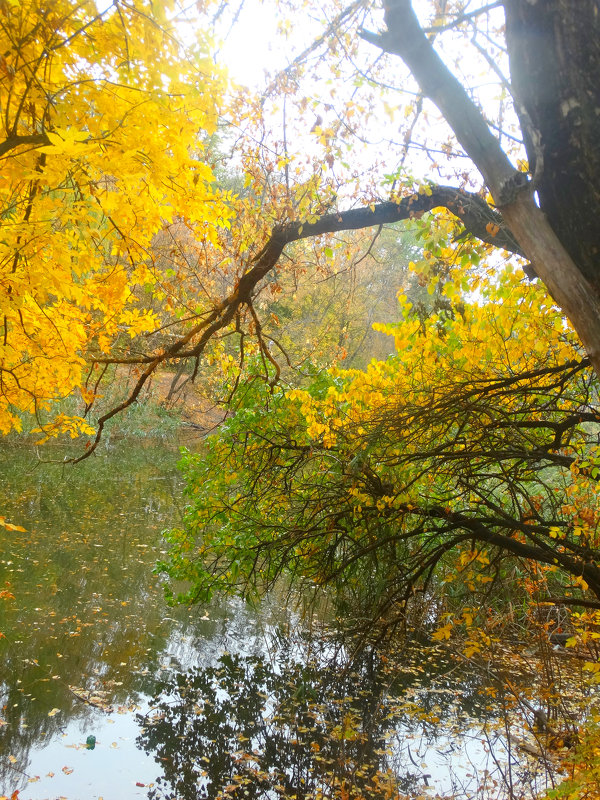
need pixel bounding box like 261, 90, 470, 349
138, 643, 432, 800
0, 442, 185, 790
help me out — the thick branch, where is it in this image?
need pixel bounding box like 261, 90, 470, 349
415, 506, 600, 600
90, 187, 520, 369
0, 133, 49, 158
360, 0, 600, 378
276, 187, 520, 252
81, 185, 518, 457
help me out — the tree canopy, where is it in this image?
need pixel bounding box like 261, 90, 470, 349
163, 260, 600, 620
0, 0, 229, 439
1, 0, 599, 609
3, 2, 600, 795
0, 3, 599, 601
2, 0, 599, 440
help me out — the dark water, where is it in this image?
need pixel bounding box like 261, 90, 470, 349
0, 440, 539, 800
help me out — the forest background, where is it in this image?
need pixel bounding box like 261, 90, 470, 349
1, 0, 600, 797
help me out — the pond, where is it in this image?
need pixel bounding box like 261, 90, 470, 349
0, 439, 555, 800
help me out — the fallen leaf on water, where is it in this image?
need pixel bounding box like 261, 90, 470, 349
61, 766, 73, 775
47, 708, 60, 717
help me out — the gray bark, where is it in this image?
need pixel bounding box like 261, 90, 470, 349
360, 0, 600, 378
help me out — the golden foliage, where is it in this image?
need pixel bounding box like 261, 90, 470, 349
0, 0, 230, 435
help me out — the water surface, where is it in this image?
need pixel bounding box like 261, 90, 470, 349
0, 440, 546, 800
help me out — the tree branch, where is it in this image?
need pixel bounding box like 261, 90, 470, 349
360, 0, 600, 380
0, 132, 49, 158
423, 2, 504, 34
78, 184, 521, 456
90, 186, 520, 367
546, 597, 600, 610
361, 0, 517, 192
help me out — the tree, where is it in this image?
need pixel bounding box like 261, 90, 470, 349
359, 0, 600, 374
4, 0, 598, 616
43, 0, 596, 464
4, 1, 598, 453
0, 0, 229, 439
3, 2, 600, 604
162, 260, 600, 628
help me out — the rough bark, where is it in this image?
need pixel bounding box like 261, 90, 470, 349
505, 0, 600, 295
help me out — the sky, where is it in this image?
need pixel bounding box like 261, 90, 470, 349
213, 0, 285, 87
182, 0, 522, 214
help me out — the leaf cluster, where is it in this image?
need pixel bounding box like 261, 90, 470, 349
0, 0, 229, 436
162, 263, 600, 633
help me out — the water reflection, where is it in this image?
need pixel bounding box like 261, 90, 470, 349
0, 441, 539, 799
0, 440, 188, 795
136, 625, 508, 800
139, 645, 411, 799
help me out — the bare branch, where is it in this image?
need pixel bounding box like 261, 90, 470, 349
423, 2, 504, 35
264, 0, 368, 96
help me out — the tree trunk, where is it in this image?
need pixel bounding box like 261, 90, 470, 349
364, 0, 600, 377
505, 0, 600, 295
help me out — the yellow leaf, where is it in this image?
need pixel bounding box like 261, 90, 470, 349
0, 517, 26, 532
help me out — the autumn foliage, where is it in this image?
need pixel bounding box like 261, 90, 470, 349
0, 0, 229, 437
3, 2, 600, 797
163, 242, 600, 618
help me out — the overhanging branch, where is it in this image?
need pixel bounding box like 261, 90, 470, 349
79, 185, 518, 461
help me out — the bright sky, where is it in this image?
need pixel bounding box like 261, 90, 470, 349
214, 1, 285, 87
200, 0, 520, 205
